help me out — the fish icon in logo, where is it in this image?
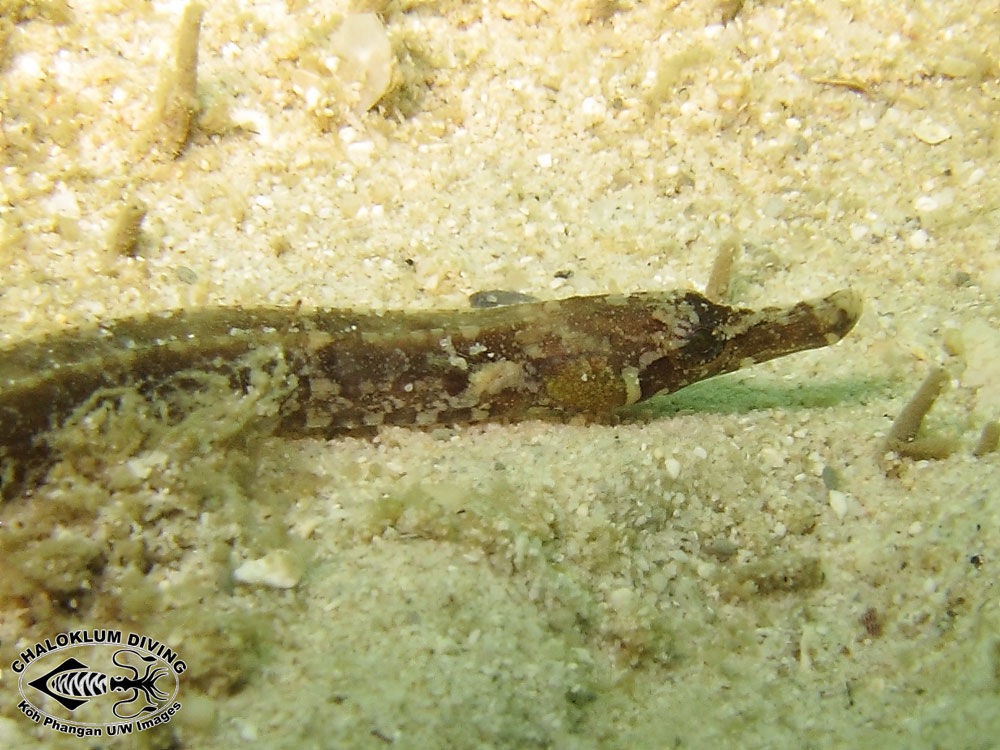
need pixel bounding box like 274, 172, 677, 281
27, 648, 170, 719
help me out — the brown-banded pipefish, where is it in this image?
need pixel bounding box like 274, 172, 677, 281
0, 289, 861, 499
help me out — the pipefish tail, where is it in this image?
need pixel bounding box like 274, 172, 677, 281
0, 289, 861, 499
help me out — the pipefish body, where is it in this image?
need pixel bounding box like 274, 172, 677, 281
0, 289, 861, 499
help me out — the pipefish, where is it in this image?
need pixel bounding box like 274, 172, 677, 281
0, 289, 861, 499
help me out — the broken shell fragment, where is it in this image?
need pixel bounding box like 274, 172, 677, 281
913, 118, 951, 145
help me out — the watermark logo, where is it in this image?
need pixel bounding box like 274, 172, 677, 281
12, 629, 186, 739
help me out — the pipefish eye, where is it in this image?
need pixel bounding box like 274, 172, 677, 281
678, 324, 725, 362
636, 325, 725, 399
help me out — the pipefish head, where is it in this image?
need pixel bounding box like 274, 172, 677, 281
633, 289, 862, 400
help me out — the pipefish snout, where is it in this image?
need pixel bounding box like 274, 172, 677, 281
0, 289, 861, 499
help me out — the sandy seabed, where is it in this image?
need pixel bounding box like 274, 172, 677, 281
1, 1, 999, 748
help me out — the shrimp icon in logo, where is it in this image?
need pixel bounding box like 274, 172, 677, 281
27, 648, 170, 719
